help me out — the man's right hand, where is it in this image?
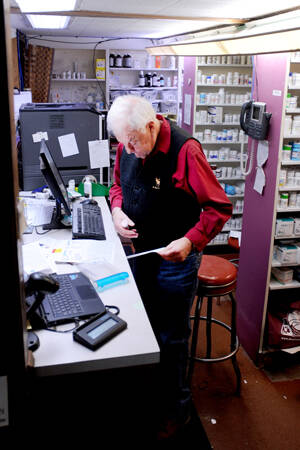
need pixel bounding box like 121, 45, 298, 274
111, 207, 139, 239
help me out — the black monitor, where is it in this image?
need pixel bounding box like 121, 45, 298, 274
39, 139, 72, 230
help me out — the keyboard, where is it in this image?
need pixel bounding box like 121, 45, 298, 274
38, 272, 106, 327
46, 274, 83, 319
72, 201, 106, 240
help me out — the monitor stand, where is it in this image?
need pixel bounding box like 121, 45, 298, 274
43, 199, 71, 230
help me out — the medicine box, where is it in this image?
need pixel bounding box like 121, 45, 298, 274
271, 267, 294, 284
275, 218, 294, 237
275, 244, 298, 264
294, 218, 300, 235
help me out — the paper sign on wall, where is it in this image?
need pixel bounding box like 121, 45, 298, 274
88, 140, 110, 168
184, 94, 192, 125
58, 133, 79, 157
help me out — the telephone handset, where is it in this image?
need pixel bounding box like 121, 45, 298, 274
240, 100, 271, 140
240, 101, 272, 176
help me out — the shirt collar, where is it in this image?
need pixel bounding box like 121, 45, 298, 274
144, 115, 170, 163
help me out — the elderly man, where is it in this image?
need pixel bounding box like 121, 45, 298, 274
107, 95, 232, 439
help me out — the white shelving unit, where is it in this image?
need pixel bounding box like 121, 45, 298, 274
270, 55, 300, 291
192, 56, 253, 246
107, 50, 179, 118
49, 48, 107, 106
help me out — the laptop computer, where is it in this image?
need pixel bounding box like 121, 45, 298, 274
36, 272, 106, 327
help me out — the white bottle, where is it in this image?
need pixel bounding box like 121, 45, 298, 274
84, 179, 92, 198
139, 71, 145, 87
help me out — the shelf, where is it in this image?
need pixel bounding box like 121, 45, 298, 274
227, 194, 244, 198
218, 176, 245, 181
152, 100, 177, 104
275, 234, 300, 239
197, 83, 251, 88
281, 160, 300, 165
283, 135, 300, 139
109, 67, 177, 71
109, 86, 177, 91
277, 207, 300, 212
286, 108, 300, 114
207, 159, 242, 163
272, 260, 299, 267
269, 278, 300, 290
51, 78, 104, 82
196, 103, 244, 107
279, 186, 300, 191
196, 122, 240, 126
201, 140, 247, 145
197, 64, 252, 68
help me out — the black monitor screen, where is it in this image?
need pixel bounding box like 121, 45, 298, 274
39, 139, 71, 217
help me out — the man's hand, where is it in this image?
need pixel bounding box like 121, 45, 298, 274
158, 237, 193, 262
111, 207, 138, 239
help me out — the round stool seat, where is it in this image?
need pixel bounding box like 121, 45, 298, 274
197, 255, 237, 296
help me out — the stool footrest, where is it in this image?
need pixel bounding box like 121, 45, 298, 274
189, 317, 239, 362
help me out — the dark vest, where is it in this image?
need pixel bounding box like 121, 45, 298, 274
120, 120, 201, 251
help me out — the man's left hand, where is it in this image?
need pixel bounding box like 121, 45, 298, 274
158, 237, 193, 262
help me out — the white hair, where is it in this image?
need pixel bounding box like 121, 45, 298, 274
107, 95, 157, 137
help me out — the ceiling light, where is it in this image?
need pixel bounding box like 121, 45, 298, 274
15, 0, 76, 29
26, 14, 70, 29
146, 27, 300, 56
15, 0, 76, 12
146, 10, 300, 56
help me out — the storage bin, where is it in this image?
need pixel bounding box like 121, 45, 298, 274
141, 90, 158, 101
160, 102, 177, 114
161, 90, 177, 102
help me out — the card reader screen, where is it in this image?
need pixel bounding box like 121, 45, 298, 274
87, 318, 116, 339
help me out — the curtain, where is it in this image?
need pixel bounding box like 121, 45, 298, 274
23, 44, 54, 103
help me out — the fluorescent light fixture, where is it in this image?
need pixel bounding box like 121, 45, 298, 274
26, 14, 70, 29
15, 0, 76, 13
147, 28, 300, 56
147, 10, 300, 56
15, 0, 76, 29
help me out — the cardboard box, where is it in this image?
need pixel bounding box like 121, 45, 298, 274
275, 218, 294, 237
271, 267, 294, 284
275, 244, 298, 264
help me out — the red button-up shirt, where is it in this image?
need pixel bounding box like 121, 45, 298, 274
109, 115, 232, 252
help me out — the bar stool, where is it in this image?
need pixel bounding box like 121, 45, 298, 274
188, 255, 241, 395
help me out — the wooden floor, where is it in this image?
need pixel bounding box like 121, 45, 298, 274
190, 297, 300, 450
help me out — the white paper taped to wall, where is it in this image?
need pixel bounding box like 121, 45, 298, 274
253, 140, 269, 195
58, 133, 80, 157
88, 139, 110, 168
32, 131, 48, 143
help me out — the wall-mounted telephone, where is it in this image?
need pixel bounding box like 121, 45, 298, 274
240, 101, 272, 140
240, 101, 272, 176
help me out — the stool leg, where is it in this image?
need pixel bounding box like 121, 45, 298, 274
229, 292, 241, 395
206, 297, 213, 358
187, 295, 203, 385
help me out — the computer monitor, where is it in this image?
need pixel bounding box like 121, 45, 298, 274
39, 139, 72, 230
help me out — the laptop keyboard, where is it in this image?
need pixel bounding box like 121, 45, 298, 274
46, 274, 83, 319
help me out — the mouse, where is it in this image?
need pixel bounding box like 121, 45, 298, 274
81, 198, 98, 205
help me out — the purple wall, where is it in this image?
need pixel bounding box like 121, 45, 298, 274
236, 53, 289, 362
182, 57, 196, 134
